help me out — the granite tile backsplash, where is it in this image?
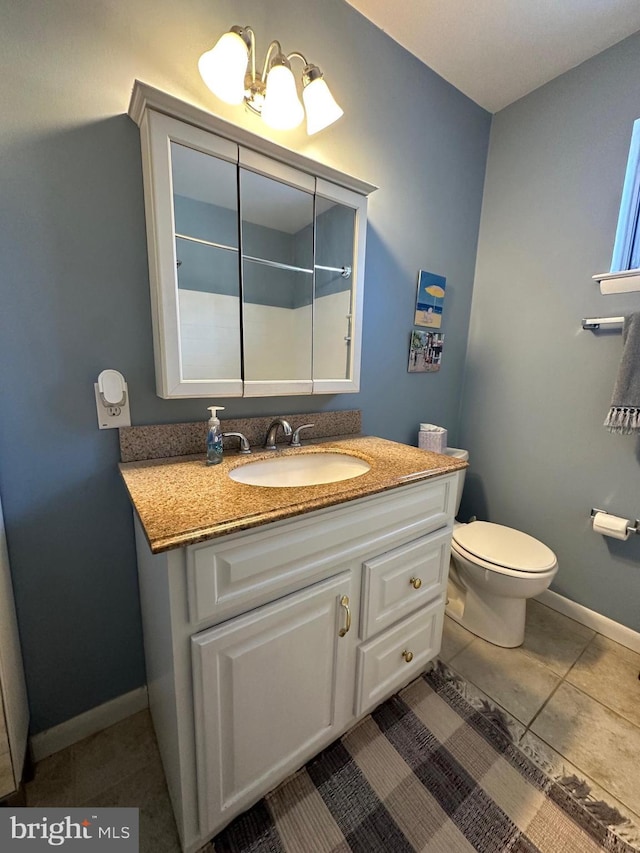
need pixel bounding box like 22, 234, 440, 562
119, 410, 362, 463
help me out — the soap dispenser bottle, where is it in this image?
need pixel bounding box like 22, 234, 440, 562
206, 406, 225, 466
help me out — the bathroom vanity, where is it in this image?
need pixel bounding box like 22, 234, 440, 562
121, 437, 465, 852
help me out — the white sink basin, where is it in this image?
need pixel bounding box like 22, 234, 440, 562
229, 452, 371, 487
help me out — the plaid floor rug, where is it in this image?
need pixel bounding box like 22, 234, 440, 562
210, 666, 635, 852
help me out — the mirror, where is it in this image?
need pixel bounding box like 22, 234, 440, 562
313, 196, 356, 381
240, 169, 314, 383
171, 142, 241, 382
169, 147, 358, 388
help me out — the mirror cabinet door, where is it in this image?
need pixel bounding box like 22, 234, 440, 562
313, 196, 357, 382
171, 142, 242, 384
239, 157, 315, 395
142, 111, 243, 397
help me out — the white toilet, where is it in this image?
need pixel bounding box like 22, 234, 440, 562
445, 448, 558, 648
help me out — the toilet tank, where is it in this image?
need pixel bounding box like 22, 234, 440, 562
445, 447, 469, 517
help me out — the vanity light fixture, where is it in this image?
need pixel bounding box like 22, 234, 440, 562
198, 25, 344, 135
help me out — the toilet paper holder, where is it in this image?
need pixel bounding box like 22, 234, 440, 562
590, 508, 640, 535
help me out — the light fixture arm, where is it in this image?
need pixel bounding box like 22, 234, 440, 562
261, 40, 286, 80
286, 51, 310, 68
246, 27, 256, 85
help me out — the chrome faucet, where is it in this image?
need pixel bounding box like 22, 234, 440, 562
264, 418, 292, 450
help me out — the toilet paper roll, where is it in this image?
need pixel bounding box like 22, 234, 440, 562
592, 511, 631, 541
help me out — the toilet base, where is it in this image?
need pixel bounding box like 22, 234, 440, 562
445, 576, 526, 648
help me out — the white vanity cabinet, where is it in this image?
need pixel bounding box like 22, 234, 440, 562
134, 474, 456, 853
128, 82, 376, 399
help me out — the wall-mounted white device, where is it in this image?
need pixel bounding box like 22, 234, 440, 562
94, 369, 131, 429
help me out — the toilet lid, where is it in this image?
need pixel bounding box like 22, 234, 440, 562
453, 521, 557, 573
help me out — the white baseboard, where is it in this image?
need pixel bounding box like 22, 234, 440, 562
30, 686, 149, 762
536, 589, 640, 654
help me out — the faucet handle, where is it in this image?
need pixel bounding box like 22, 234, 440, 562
290, 423, 315, 448
222, 432, 251, 454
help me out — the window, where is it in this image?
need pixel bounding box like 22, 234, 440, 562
611, 118, 640, 273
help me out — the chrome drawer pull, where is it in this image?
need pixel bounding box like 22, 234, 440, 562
338, 595, 351, 637
402, 649, 414, 663
409, 577, 422, 589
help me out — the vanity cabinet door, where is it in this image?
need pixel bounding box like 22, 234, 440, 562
191, 572, 354, 838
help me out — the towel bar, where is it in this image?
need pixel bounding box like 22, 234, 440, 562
582, 316, 625, 330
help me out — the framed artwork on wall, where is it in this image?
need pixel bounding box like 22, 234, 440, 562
408, 330, 444, 373
414, 270, 446, 329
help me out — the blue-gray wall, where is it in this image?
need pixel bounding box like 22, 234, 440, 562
0, 0, 490, 732
460, 32, 640, 631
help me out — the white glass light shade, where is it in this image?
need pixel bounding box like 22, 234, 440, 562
261, 65, 305, 131
303, 77, 344, 135
198, 31, 248, 105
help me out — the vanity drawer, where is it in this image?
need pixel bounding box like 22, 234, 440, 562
360, 528, 450, 640
356, 599, 444, 716
186, 477, 453, 626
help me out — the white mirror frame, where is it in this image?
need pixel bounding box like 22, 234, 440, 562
129, 81, 376, 399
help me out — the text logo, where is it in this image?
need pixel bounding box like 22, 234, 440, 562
1, 809, 138, 851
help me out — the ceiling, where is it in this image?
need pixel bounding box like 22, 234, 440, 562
344, 0, 640, 113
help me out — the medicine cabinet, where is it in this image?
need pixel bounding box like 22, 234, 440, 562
128, 82, 376, 398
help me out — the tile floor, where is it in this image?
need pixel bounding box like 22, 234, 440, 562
21, 599, 640, 852
23, 709, 181, 853
441, 599, 640, 847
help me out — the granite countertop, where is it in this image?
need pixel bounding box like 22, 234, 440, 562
119, 436, 467, 554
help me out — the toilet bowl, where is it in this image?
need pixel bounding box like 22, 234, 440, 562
444, 449, 558, 648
